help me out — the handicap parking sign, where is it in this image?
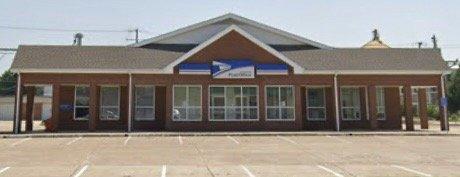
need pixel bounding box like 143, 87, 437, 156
441, 97, 448, 107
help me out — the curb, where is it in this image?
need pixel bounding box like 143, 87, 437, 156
1, 131, 458, 138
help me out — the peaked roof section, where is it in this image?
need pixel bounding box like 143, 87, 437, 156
130, 13, 332, 49
162, 25, 305, 74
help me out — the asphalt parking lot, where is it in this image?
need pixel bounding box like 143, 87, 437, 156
0, 135, 459, 177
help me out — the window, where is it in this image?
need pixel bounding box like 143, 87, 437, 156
173, 86, 202, 121
341, 87, 361, 120
210, 86, 258, 121
376, 87, 385, 120
100, 86, 120, 120
412, 88, 419, 116
307, 88, 326, 121
74, 86, 90, 120
135, 86, 155, 120
266, 86, 294, 120
427, 87, 438, 106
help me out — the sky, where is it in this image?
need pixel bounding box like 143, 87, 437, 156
1, 0, 459, 73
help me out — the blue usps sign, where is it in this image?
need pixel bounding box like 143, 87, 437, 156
441, 97, 448, 107
211, 59, 255, 79
60, 104, 73, 112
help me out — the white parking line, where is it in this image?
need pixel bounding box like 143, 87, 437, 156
124, 136, 131, 146
178, 135, 183, 145
161, 165, 167, 177
277, 136, 298, 145
326, 135, 352, 144
11, 138, 31, 147
73, 165, 89, 177
227, 136, 240, 144
66, 137, 82, 145
240, 165, 255, 177
0, 167, 10, 174
391, 165, 432, 177
317, 165, 344, 177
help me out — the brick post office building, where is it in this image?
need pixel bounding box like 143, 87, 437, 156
10, 14, 450, 133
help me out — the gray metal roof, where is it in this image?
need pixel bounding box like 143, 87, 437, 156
10, 45, 186, 71
11, 45, 447, 73
281, 48, 447, 71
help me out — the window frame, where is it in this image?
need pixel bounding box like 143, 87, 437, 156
209, 85, 259, 121
73, 85, 90, 121
340, 87, 362, 121
134, 85, 155, 121
265, 85, 295, 121
172, 85, 202, 121
99, 85, 121, 121
306, 87, 327, 121
376, 87, 386, 120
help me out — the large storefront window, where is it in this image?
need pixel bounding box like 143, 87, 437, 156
135, 86, 155, 120
100, 86, 120, 120
173, 85, 202, 121
307, 87, 326, 121
376, 87, 386, 120
74, 86, 90, 120
210, 86, 258, 120
266, 86, 294, 120
341, 87, 361, 120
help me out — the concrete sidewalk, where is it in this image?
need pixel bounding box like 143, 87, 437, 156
2, 130, 459, 139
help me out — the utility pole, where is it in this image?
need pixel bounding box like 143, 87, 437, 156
126, 28, 139, 43
135, 28, 139, 43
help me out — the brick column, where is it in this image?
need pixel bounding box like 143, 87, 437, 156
164, 83, 172, 130
259, 81, 266, 126
89, 84, 98, 131
403, 85, 414, 131
367, 85, 378, 130
25, 86, 35, 131
202, 82, 209, 125
418, 88, 429, 129
294, 85, 303, 130
50, 84, 60, 131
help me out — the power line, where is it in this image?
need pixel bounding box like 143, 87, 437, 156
0, 25, 131, 33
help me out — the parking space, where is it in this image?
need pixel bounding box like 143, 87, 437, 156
0, 135, 459, 177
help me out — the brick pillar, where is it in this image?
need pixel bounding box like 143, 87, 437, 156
164, 83, 172, 130
89, 84, 98, 131
50, 84, 60, 131
403, 85, 414, 131
259, 81, 266, 128
294, 85, 303, 130
418, 88, 429, 129
25, 86, 35, 131
202, 82, 209, 126
368, 85, 378, 130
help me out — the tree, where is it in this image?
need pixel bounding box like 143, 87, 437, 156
0, 70, 16, 96
447, 69, 460, 113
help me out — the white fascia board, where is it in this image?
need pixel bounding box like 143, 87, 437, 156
301, 70, 444, 75
226, 14, 333, 49
129, 13, 332, 49
10, 68, 166, 74
162, 25, 305, 74
130, 14, 231, 47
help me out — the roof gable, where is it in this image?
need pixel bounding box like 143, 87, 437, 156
131, 13, 332, 49
163, 25, 305, 73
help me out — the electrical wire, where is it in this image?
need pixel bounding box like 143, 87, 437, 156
0, 25, 131, 33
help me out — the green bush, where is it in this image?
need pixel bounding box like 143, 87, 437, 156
427, 104, 440, 120
450, 111, 460, 122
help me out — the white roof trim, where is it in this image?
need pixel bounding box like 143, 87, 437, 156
162, 25, 305, 74
10, 68, 166, 74
11, 68, 445, 75
130, 13, 332, 49
301, 70, 444, 75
